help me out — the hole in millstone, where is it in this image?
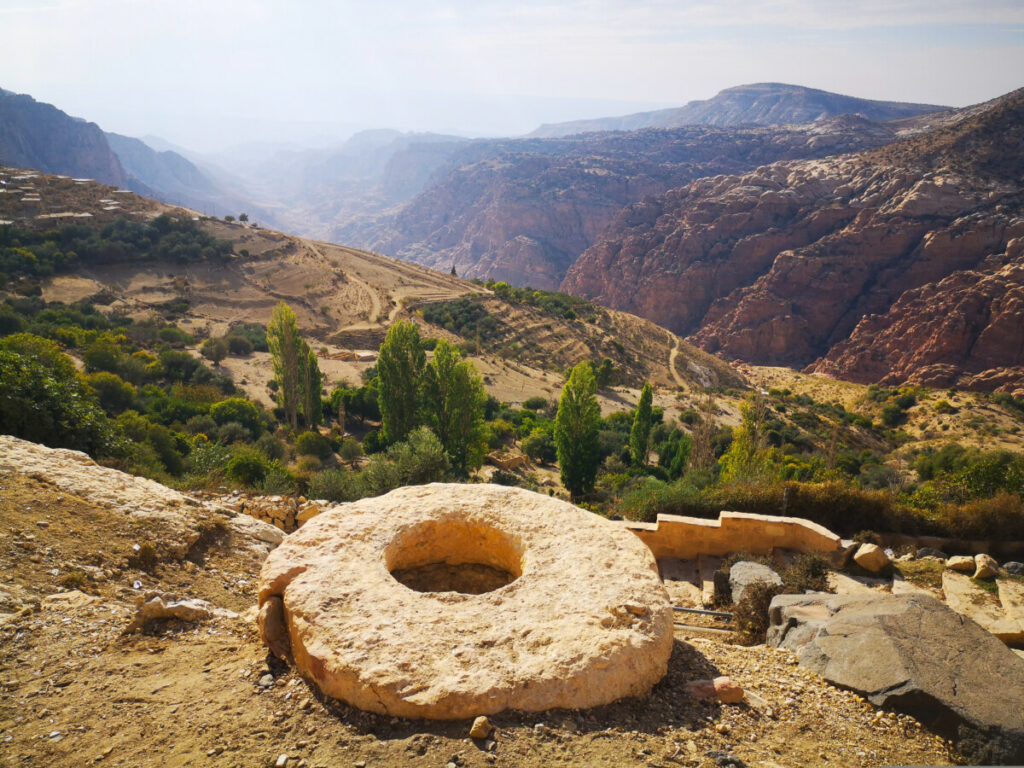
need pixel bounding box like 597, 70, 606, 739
385, 519, 525, 595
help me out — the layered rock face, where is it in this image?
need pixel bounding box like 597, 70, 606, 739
564, 90, 1024, 391
346, 119, 902, 290
0, 89, 130, 187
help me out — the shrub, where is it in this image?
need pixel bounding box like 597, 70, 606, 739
522, 396, 547, 411
216, 421, 250, 445
258, 464, 297, 494
733, 582, 785, 645
255, 432, 287, 462
338, 438, 363, 464
296, 455, 322, 473
200, 337, 228, 364
521, 426, 556, 464
185, 437, 231, 475
225, 448, 270, 486
0, 348, 116, 455
184, 414, 217, 436
307, 468, 361, 502
85, 371, 137, 414
225, 335, 254, 355
295, 430, 333, 460
781, 553, 831, 594
209, 397, 262, 436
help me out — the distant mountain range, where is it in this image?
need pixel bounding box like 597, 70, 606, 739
529, 83, 950, 138
0, 88, 256, 218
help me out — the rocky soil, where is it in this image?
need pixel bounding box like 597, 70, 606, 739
0, 440, 961, 767
564, 88, 1024, 393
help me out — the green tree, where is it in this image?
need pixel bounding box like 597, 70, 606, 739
421, 340, 487, 475
554, 361, 601, 502
0, 348, 115, 455
209, 397, 262, 437
630, 382, 653, 467
377, 321, 425, 444
595, 358, 617, 389
267, 301, 302, 428
719, 394, 777, 484
300, 346, 322, 428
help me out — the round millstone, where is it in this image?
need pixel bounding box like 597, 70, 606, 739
257, 483, 673, 719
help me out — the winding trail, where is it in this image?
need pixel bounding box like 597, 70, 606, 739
667, 330, 687, 389
303, 238, 382, 323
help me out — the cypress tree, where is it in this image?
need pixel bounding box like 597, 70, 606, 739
630, 382, 653, 467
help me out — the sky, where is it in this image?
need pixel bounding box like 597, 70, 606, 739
1, 0, 1022, 153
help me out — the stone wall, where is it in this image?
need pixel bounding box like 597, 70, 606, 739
623, 510, 842, 560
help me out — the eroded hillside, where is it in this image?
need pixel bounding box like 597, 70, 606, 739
564, 88, 1024, 393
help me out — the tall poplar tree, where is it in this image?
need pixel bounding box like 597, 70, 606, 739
421, 340, 487, 475
630, 382, 653, 467
554, 361, 601, 502
377, 321, 426, 444
267, 301, 301, 429
300, 346, 322, 429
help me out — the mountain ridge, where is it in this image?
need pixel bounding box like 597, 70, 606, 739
529, 83, 950, 138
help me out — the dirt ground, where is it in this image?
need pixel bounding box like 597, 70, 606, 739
0, 473, 960, 768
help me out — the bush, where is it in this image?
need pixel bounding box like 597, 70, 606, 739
225, 335, 254, 355
216, 421, 250, 445
361, 427, 449, 497
781, 553, 831, 593
0, 348, 116, 455
295, 430, 333, 460
184, 414, 217, 436
521, 427, 556, 464
255, 432, 287, 462
522, 396, 547, 412
85, 371, 136, 414
225, 448, 270, 486
258, 464, 297, 494
307, 468, 361, 502
733, 582, 785, 645
209, 397, 262, 436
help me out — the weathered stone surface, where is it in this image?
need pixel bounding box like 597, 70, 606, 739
943, 571, 1024, 643
0, 435, 280, 556
728, 561, 783, 604
685, 676, 744, 704
974, 553, 1000, 579
1005, 561, 1024, 575
469, 716, 493, 739
853, 543, 889, 574
124, 593, 237, 634
946, 555, 975, 573
915, 547, 947, 560
998, 579, 1024, 636
258, 483, 673, 720
767, 592, 1024, 764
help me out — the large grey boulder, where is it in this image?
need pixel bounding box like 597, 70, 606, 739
727, 561, 783, 604
767, 592, 1024, 765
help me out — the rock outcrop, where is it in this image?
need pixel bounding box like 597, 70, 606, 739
564, 88, 1024, 392
767, 592, 1024, 764
0, 434, 282, 557
0, 88, 132, 188
258, 483, 673, 719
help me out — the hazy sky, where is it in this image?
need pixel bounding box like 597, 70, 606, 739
2, 0, 1022, 153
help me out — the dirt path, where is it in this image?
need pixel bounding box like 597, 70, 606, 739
304, 239, 382, 323
668, 330, 688, 389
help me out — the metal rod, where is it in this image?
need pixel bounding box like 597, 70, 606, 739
672, 606, 733, 618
